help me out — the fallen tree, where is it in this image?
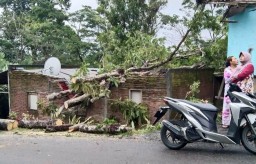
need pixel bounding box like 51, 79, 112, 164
68, 116, 93, 133
64, 94, 90, 109
18, 119, 62, 129
79, 124, 132, 134
45, 5, 206, 118
0, 119, 18, 131
68, 123, 83, 133
45, 124, 73, 133
18, 120, 52, 129
47, 90, 73, 101
71, 70, 124, 84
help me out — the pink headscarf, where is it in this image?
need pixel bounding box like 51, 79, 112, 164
233, 51, 252, 78
239, 51, 252, 66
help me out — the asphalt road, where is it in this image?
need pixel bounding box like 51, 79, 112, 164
0, 131, 255, 164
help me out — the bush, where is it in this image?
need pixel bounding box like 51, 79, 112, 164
9, 111, 17, 120
111, 99, 149, 129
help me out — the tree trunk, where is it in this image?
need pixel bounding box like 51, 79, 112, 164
71, 71, 123, 83
55, 105, 65, 117
18, 120, 54, 129
47, 90, 73, 101
64, 94, 90, 109
0, 119, 18, 131
79, 124, 132, 134
68, 116, 93, 133
55, 119, 63, 126
45, 124, 73, 133
79, 124, 105, 134
68, 123, 83, 133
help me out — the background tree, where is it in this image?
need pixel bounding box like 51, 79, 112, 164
0, 0, 228, 70
162, 0, 227, 70
95, 0, 168, 68
68, 6, 105, 67
0, 0, 84, 65
0, 0, 230, 119
0, 53, 8, 71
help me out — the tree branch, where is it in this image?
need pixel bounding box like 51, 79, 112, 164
71, 69, 125, 83
127, 5, 205, 72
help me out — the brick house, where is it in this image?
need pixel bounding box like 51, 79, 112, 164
86, 68, 215, 123
1, 65, 215, 123
7, 65, 80, 120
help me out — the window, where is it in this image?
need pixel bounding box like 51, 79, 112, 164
129, 90, 142, 104
28, 93, 38, 110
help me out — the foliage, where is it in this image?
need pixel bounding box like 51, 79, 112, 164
90, 0, 169, 69
68, 5, 104, 66
21, 113, 35, 121
217, 113, 222, 123
99, 31, 169, 70
97, 0, 168, 39
135, 122, 162, 134
71, 81, 110, 98
68, 115, 81, 125
163, 0, 227, 70
0, 0, 228, 71
73, 62, 89, 77
38, 100, 58, 119
9, 111, 17, 120
185, 81, 201, 102
103, 118, 117, 125
111, 99, 149, 129
0, 53, 8, 71
0, 0, 85, 65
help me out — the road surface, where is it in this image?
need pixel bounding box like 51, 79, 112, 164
0, 131, 255, 164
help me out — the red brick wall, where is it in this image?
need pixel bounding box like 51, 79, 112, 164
9, 69, 215, 123
169, 68, 214, 102
101, 69, 214, 123
9, 71, 63, 120
86, 98, 106, 122
106, 74, 167, 123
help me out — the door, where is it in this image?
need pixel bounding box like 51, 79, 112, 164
0, 92, 9, 119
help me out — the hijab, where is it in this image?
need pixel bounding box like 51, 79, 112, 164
239, 51, 252, 66
233, 50, 253, 78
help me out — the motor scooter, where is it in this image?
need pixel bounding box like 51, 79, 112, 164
153, 83, 256, 154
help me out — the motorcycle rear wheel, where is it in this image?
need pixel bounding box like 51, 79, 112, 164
160, 125, 187, 150
241, 125, 256, 155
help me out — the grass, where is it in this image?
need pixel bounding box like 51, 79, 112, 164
216, 113, 222, 124
132, 123, 161, 135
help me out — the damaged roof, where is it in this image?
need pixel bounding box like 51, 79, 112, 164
8, 65, 99, 83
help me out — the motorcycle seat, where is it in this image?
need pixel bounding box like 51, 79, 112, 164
179, 100, 218, 112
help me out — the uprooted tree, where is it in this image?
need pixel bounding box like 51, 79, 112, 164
47, 3, 212, 116
44, 1, 227, 126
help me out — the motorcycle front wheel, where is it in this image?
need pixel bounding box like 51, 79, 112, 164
241, 124, 256, 155
160, 125, 187, 150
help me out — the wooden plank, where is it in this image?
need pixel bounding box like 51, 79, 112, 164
215, 78, 224, 100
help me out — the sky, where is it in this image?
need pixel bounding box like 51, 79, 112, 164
69, 0, 182, 14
